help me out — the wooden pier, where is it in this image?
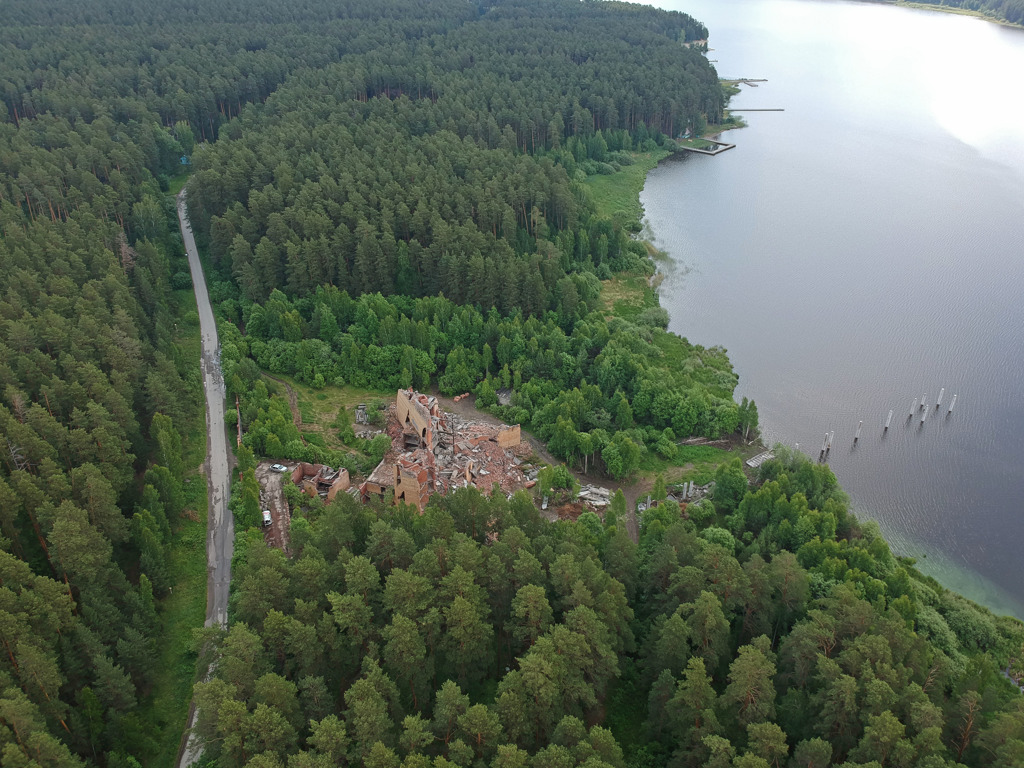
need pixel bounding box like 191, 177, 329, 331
745, 450, 775, 469
679, 139, 736, 156
729, 109, 785, 112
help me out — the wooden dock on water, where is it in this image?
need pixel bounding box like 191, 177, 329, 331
723, 78, 768, 86
746, 450, 775, 469
679, 138, 736, 156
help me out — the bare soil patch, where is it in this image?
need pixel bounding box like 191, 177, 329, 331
254, 461, 293, 554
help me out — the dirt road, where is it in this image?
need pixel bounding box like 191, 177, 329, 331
255, 461, 292, 553
175, 190, 234, 768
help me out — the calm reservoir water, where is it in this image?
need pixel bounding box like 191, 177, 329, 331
643, 0, 1024, 617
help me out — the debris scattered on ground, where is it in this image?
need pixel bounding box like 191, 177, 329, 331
359, 389, 530, 512
290, 462, 350, 501
255, 461, 351, 553
681, 436, 730, 447
254, 461, 294, 553
577, 484, 612, 507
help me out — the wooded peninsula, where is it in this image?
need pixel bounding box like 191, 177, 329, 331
0, 1, 1022, 768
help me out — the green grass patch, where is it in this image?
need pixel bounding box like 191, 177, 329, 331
582, 148, 670, 223
167, 289, 202, 334
601, 274, 658, 320
612, 299, 642, 320
297, 398, 316, 424
710, 116, 746, 132
281, 375, 384, 414
143, 513, 206, 768
719, 81, 743, 98
640, 443, 738, 476
262, 377, 284, 398
165, 171, 191, 197
676, 136, 719, 150
262, 373, 386, 453
304, 432, 328, 449
651, 329, 691, 368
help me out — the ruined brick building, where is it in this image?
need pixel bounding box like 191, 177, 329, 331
360, 390, 528, 512
290, 463, 350, 501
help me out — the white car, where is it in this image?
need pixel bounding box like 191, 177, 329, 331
262, 510, 272, 527
270, 463, 288, 472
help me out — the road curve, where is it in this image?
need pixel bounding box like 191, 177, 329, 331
175, 190, 234, 768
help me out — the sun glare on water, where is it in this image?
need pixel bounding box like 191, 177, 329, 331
919, 18, 1024, 177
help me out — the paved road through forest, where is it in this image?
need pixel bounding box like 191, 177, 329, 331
175, 190, 234, 768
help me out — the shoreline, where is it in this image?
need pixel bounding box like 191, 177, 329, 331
864, 0, 1024, 29
899, 0, 1023, 28
627, 149, 1024, 622
613, 90, 1024, 621
626, 120, 772, 461
635, 119, 745, 274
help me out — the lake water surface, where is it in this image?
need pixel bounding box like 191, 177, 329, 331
643, 0, 1024, 617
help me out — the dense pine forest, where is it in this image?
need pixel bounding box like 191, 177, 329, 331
1, 1, 1022, 768
205, 457, 1024, 768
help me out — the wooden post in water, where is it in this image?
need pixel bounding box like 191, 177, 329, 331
854, 421, 862, 442
820, 433, 828, 455
921, 406, 928, 424
948, 394, 957, 414
921, 394, 927, 411
910, 399, 918, 418
885, 410, 893, 430
827, 431, 834, 451
936, 388, 945, 408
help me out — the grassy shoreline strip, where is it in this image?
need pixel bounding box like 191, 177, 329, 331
582, 148, 672, 223
895, 0, 1024, 28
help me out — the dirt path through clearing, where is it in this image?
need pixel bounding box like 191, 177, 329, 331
263, 373, 301, 427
